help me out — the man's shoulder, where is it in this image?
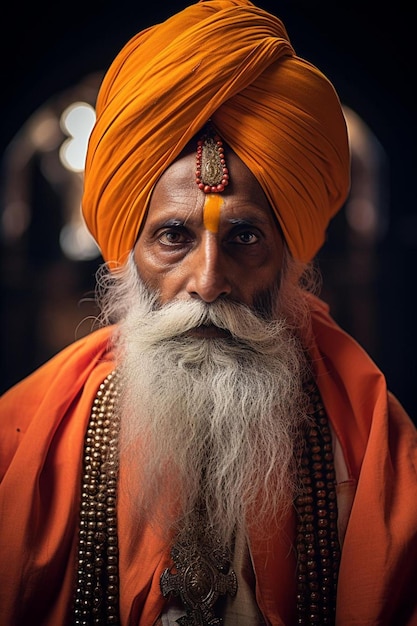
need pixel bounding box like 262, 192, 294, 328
0, 325, 116, 480
1, 325, 115, 403
43, 325, 115, 371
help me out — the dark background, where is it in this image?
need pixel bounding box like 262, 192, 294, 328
0, 0, 415, 418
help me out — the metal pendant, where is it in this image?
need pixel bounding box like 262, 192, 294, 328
160, 524, 237, 625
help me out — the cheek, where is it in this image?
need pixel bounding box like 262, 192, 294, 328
133, 244, 162, 294
133, 244, 184, 302
238, 248, 284, 304
133, 244, 150, 280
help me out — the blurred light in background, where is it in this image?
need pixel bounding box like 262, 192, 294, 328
58, 101, 99, 261
59, 102, 96, 173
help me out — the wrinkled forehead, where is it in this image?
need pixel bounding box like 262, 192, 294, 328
143, 136, 282, 246
153, 135, 274, 212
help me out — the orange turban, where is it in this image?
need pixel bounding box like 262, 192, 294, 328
82, 0, 350, 265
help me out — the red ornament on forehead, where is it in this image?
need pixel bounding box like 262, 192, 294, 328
195, 125, 230, 193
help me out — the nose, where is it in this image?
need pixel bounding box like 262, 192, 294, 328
186, 236, 232, 303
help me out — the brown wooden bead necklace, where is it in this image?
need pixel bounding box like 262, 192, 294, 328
72, 372, 341, 625
294, 380, 341, 625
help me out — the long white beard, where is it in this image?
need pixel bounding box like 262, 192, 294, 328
102, 254, 312, 545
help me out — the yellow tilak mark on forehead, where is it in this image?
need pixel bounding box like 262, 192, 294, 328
203, 193, 224, 233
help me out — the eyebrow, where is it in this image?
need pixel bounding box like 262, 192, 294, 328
156, 218, 187, 227
152, 215, 269, 229
227, 217, 268, 226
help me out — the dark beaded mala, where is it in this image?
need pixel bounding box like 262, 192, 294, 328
72, 374, 341, 625
294, 380, 341, 625
73, 371, 121, 625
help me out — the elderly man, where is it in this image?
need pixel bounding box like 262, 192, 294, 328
1, 1, 416, 625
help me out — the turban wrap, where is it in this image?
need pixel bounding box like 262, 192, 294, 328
82, 0, 350, 265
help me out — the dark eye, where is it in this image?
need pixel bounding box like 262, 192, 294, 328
232, 230, 259, 245
158, 227, 190, 246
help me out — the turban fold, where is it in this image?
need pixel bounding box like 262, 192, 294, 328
82, 0, 350, 265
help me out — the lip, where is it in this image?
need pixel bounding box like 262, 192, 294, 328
186, 325, 231, 339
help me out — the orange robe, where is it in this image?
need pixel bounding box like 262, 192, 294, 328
1, 296, 416, 625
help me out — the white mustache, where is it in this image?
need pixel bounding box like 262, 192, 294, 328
135, 297, 286, 349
